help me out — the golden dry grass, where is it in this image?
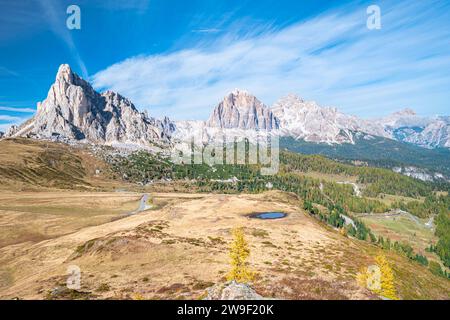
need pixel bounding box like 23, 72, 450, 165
0, 191, 142, 248
0, 191, 448, 300
0, 138, 136, 192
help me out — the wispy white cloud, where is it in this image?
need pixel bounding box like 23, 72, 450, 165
0, 115, 28, 132
192, 28, 222, 34
0, 124, 12, 132
93, 0, 450, 120
0, 66, 20, 77
0, 109, 30, 132
0, 115, 22, 121
0, 106, 35, 113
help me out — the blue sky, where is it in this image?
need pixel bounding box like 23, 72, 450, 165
1, 0, 450, 130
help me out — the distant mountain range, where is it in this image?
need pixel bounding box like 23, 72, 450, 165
2, 64, 450, 153
203, 91, 450, 149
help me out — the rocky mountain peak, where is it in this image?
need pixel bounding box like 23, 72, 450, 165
271, 95, 389, 144
206, 90, 279, 130
376, 107, 429, 130
271, 94, 311, 112
48, 64, 93, 99
224, 89, 259, 112
56, 64, 75, 82
8, 64, 173, 146
275, 94, 305, 105
393, 108, 417, 116
230, 88, 250, 96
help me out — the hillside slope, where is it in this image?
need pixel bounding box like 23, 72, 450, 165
280, 136, 450, 177
0, 192, 448, 300
0, 138, 115, 191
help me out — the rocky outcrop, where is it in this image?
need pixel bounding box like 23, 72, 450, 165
5, 125, 20, 137
206, 89, 279, 131
271, 94, 387, 144
204, 281, 264, 300
375, 110, 450, 149
404, 117, 450, 149
9, 64, 174, 146
270, 94, 450, 148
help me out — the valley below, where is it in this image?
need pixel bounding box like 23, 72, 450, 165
1, 190, 448, 300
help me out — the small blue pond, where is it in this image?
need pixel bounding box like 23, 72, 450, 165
249, 212, 287, 220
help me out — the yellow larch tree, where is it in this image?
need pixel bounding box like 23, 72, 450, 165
226, 227, 255, 283
375, 254, 398, 300
357, 254, 399, 300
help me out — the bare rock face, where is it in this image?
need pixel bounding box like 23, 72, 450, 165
402, 117, 450, 149
271, 94, 387, 144
5, 125, 19, 137
203, 92, 450, 149
205, 281, 264, 300
10, 64, 173, 146
375, 110, 450, 149
206, 89, 279, 131
270, 95, 450, 148
0, 131, 4, 139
